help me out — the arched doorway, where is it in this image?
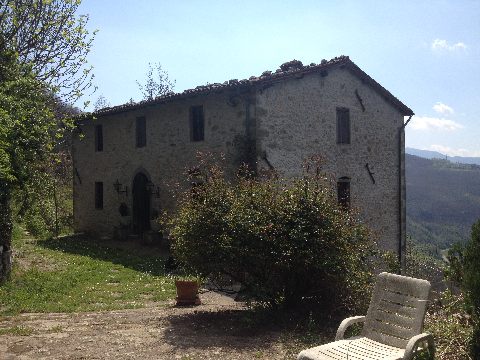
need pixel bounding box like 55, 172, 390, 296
132, 172, 151, 235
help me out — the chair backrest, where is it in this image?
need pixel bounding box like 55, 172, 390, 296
362, 272, 431, 349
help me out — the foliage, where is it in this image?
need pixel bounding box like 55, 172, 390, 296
0, 0, 96, 103
440, 220, 480, 359
169, 155, 376, 313
444, 242, 465, 285
16, 150, 74, 238
0, 234, 175, 315
404, 236, 443, 284
402, 237, 475, 359
94, 94, 111, 111
423, 291, 474, 360
0, 2, 89, 280
136, 62, 175, 101
0, 47, 57, 252
463, 219, 480, 357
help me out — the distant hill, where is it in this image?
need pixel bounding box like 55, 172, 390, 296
406, 154, 480, 255
406, 147, 480, 165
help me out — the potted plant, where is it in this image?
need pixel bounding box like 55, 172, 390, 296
174, 275, 201, 306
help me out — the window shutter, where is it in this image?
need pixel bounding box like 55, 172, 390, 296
136, 117, 146, 148
95, 125, 103, 151
95, 182, 103, 209
190, 106, 204, 141
337, 177, 351, 208
336, 108, 350, 144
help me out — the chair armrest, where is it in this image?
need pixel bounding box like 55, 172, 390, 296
403, 332, 435, 360
335, 316, 366, 340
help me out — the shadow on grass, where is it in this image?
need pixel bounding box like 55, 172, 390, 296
38, 234, 168, 276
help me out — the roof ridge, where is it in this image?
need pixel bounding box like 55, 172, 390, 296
91, 56, 350, 116
88, 55, 413, 117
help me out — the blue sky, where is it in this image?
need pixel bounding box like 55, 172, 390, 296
78, 0, 480, 157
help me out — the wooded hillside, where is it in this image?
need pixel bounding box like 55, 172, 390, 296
406, 154, 480, 255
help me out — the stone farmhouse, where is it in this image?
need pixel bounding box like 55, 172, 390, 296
73, 56, 414, 264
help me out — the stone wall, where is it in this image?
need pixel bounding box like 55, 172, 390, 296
255, 67, 404, 252
73, 66, 405, 255
73, 91, 249, 236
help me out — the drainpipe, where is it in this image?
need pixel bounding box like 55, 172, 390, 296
398, 115, 412, 274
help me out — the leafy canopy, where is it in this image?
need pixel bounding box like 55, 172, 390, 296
0, 48, 56, 186
136, 62, 175, 101
0, 0, 96, 103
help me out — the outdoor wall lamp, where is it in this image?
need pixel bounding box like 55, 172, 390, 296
113, 179, 128, 196
146, 181, 160, 198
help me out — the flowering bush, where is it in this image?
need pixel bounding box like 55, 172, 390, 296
170, 156, 376, 313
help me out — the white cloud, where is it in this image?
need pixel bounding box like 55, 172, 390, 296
432, 102, 454, 116
431, 39, 467, 51
410, 116, 463, 131
429, 145, 480, 158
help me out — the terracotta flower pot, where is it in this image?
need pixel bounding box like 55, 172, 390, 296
175, 280, 201, 306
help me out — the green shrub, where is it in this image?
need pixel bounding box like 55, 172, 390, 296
463, 220, 480, 357
443, 220, 480, 358
13, 164, 73, 239
423, 291, 473, 360
169, 157, 376, 314
444, 242, 465, 285
404, 236, 443, 284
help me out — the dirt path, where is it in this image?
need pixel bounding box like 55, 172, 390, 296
0, 290, 301, 359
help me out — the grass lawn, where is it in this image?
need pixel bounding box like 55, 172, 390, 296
0, 231, 176, 316
0, 230, 474, 360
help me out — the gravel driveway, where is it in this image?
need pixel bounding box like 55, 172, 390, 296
0, 290, 303, 359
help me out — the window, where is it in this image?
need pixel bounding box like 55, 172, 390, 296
94, 125, 103, 151
190, 105, 204, 142
336, 107, 350, 144
95, 182, 103, 209
136, 116, 146, 148
337, 177, 350, 208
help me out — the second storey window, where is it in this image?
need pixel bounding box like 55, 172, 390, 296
94, 125, 103, 152
95, 182, 103, 209
337, 177, 351, 209
336, 107, 350, 144
190, 105, 204, 142
136, 116, 146, 148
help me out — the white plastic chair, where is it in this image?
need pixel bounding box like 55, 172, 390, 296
297, 272, 435, 360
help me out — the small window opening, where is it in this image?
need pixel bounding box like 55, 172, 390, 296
336, 108, 350, 144
136, 116, 146, 148
95, 182, 103, 209
337, 177, 350, 208
190, 105, 204, 142
95, 125, 103, 151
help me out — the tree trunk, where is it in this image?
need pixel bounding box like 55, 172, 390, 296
0, 182, 13, 284
53, 178, 59, 237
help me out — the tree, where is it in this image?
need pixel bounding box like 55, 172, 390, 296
0, 0, 96, 103
0, 1, 94, 283
463, 220, 480, 357
0, 48, 58, 282
94, 95, 110, 111
136, 62, 175, 101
